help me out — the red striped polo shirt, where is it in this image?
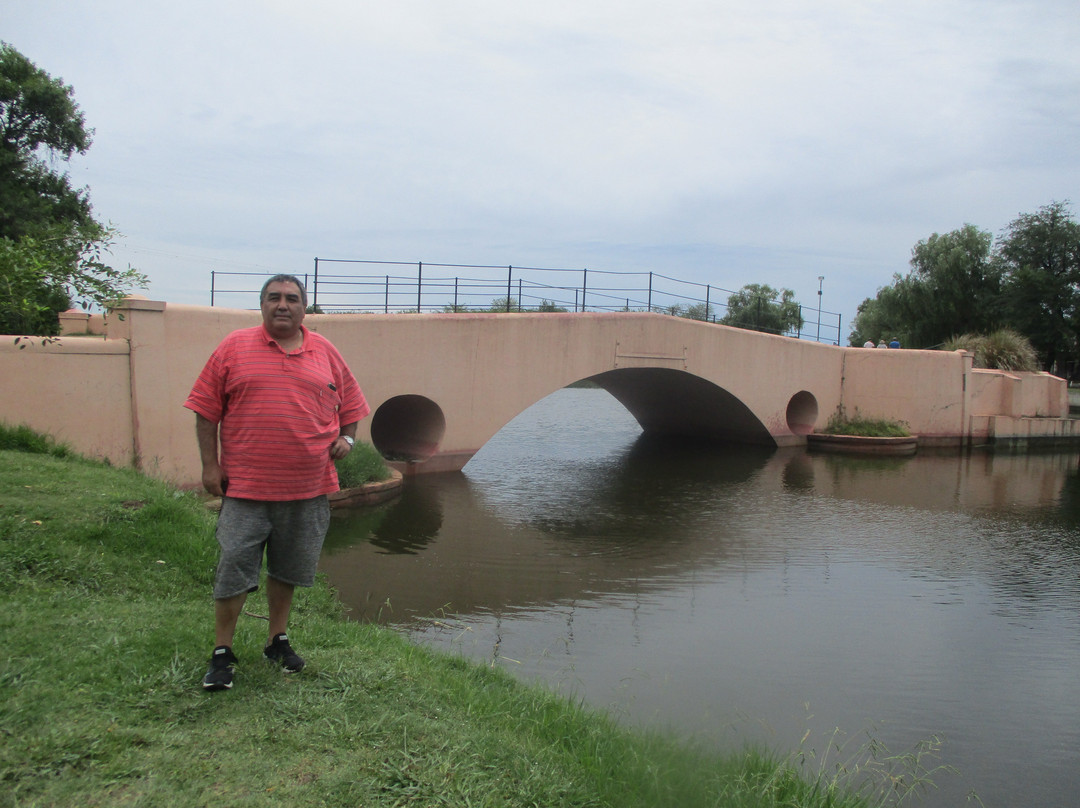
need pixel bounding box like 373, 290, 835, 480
184, 324, 370, 501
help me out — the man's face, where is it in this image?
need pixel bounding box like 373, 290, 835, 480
261, 280, 306, 339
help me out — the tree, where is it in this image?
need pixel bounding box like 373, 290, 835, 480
998, 201, 1080, 373
849, 224, 999, 348
848, 279, 908, 347
489, 296, 523, 312
907, 224, 1001, 342
0, 42, 145, 335
682, 302, 714, 321
534, 299, 568, 312
720, 283, 803, 335
0, 42, 94, 240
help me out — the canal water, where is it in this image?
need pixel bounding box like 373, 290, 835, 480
320, 387, 1080, 807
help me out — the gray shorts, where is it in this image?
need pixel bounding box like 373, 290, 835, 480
213, 495, 331, 600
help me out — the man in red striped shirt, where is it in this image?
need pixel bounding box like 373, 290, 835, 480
185, 274, 370, 691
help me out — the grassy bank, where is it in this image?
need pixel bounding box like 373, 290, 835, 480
2, 442, 875, 807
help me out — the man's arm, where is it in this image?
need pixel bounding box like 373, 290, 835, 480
329, 421, 359, 461
195, 413, 227, 496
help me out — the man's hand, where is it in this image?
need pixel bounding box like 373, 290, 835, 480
329, 435, 353, 461
202, 463, 228, 497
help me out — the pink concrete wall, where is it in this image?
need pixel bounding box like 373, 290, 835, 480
58, 309, 108, 336
969, 369, 1067, 420
2, 298, 1075, 488
838, 347, 971, 444
0, 336, 133, 464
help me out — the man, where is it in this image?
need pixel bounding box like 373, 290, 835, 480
185, 274, 369, 691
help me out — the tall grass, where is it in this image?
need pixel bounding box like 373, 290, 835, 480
942, 329, 1039, 371
0, 421, 75, 458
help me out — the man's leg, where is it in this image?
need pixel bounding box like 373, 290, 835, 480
262, 496, 328, 673
214, 592, 248, 648
266, 575, 294, 640
264, 575, 305, 672
204, 592, 247, 691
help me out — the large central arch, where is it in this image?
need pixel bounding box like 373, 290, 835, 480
589, 368, 776, 445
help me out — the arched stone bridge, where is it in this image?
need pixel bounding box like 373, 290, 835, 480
353, 311, 838, 473
7, 301, 1072, 488
290, 309, 1067, 475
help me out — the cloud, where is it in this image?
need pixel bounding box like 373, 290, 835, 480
4, 0, 1079, 334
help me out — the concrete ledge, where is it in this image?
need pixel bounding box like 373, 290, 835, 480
985, 415, 1080, 448
3, 335, 128, 355
807, 433, 918, 456
388, 450, 476, 476
328, 468, 404, 508
111, 297, 167, 313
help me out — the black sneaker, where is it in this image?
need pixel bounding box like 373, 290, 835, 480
264, 633, 305, 673
202, 645, 237, 691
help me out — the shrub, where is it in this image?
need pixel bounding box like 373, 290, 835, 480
822, 410, 910, 437
335, 440, 391, 487
942, 329, 1038, 371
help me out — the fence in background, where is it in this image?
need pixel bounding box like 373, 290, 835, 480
209, 259, 843, 344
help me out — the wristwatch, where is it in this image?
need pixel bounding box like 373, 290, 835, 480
340, 435, 355, 447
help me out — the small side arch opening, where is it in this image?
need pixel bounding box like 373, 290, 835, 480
785, 390, 818, 435
370, 394, 446, 462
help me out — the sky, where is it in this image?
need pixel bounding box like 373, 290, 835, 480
5, 0, 1079, 339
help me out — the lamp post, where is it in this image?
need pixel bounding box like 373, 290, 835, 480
816, 276, 824, 342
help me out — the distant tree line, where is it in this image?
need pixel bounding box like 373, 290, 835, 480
850, 201, 1080, 374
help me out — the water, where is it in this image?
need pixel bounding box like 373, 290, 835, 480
321, 387, 1080, 807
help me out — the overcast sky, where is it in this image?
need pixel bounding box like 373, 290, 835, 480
5, 0, 1079, 339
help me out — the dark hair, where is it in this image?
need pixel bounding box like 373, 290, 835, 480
260, 274, 308, 307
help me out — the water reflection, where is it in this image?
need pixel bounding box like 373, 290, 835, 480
324, 441, 1080, 624
318, 388, 1080, 808
326, 482, 442, 555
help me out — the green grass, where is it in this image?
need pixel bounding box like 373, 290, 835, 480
1, 434, 894, 807
335, 440, 392, 488
0, 422, 75, 458
821, 410, 911, 438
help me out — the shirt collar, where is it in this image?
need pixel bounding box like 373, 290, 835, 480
260, 323, 307, 350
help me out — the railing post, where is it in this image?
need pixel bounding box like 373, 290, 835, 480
385, 275, 389, 314
705, 284, 710, 320
313, 258, 319, 309
517, 278, 522, 311
648, 272, 653, 312
210, 271, 216, 307
506, 266, 513, 312
582, 268, 587, 312
454, 277, 459, 312
417, 262, 422, 313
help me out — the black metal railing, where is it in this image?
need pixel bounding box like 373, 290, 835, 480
208, 259, 843, 344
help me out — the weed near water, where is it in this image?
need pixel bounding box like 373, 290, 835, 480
334, 439, 391, 487
822, 408, 911, 438
787, 721, 984, 808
